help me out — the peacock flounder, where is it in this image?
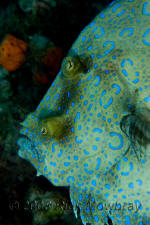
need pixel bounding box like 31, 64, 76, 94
18, 0, 150, 224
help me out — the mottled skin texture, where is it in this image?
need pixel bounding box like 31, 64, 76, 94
18, 0, 150, 224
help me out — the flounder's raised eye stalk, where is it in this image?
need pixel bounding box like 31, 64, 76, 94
41, 127, 48, 135
61, 51, 92, 80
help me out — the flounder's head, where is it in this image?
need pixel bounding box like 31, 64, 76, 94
18, 41, 130, 186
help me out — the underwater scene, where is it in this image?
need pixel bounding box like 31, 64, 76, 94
1, 0, 150, 224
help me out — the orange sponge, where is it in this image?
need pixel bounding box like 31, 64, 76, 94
0, 34, 28, 71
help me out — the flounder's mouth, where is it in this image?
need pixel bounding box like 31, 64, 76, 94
17, 134, 40, 160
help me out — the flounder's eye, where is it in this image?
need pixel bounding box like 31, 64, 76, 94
61, 52, 92, 80
66, 58, 74, 71
41, 127, 48, 135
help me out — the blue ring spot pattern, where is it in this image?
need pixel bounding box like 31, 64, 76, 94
143, 29, 150, 46
108, 132, 123, 150
143, 2, 150, 15
112, 84, 121, 95
120, 28, 133, 37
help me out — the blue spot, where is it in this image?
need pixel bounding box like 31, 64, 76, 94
64, 162, 70, 167
92, 180, 96, 186
134, 200, 143, 210
120, 28, 133, 37
72, 102, 75, 107
94, 64, 98, 69
46, 96, 50, 101
84, 100, 88, 105
105, 184, 110, 189
84, 149, 89, 155
112, 84, 121, 95
95, 137, 100, 141
78, 125, 82, 130
98, 203, 103, 210
74, 112, 80, 123
82, 36, 86, 42
92, 26, 97, 32
113, 113, 117, 118
132, 78, 139, 84
79, 194, 82, 201
52, 143, 58, 153
105, 70, 109, 74
121, 59, 133, 67
99, 90, 106, 106
85, 168, 93, 174
124, 216, 130, 225
96, 158, 101, 170
88, 104, 93, 111
103, 41, 115, 55
87, 75, 92, 81
88, 46, 93, 50
84, 163, 88, 167
109, 133, 123, 150
143, 2, 150, 15
136, 180, 143, 186
123, 157, 128, 162
90, 94, 95, 98
25, 128, 28, 133
117, 9, 125, 16
121, 171, 130, 176
112, 4, 121, 13
100, 13, 105, 18
129, 182, 134, 189
66, 109, 69, 114
95, 26, 104, 38
67, 176, 75, 183
94, 215, 99, 222
104, 97, 113, 109
102, 90, 106, 96
94, 75, 101, 86
54, 179, 59, 183
91, 53, 94, 58
92, 145, 97, 151
122, 69, 128, 76
50, 162, 56, 166
97, 113, 101, 117
93, 128, 102, 133
105, 193, 109, 198
67, 91, 70, 97
75, 136, 82, 144
44, 166, 47, 172
74, 156, 78, 161
103, 116, 106, 121
71, 127, 74, 132
90, 22, 96, 28
144, 96, 150, 102
143, 29, 150, 46
122, 195, 126, 199
116, 161, 121, 171
77, 80, 81, 87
